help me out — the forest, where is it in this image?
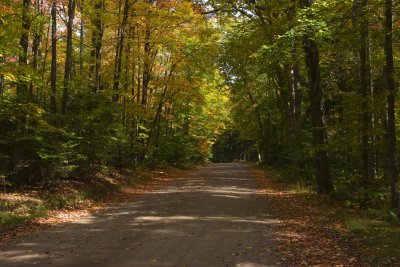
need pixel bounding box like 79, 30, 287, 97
0, 0, 230, 183
209, 0, 400, 212
2, 0, 399, 210
1, 0, 400, 243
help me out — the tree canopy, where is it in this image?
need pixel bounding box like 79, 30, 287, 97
207, 0, 400, 209
0, 0, 229, 184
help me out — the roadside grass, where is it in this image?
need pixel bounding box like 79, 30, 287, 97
0, 177, 123, 232
341, 209, 400, 266
0, 200, 47, 232
261, 166, 400, 266
0, 191, 47, 231
0, 188, 89, 232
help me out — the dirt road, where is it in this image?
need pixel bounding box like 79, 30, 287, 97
0, 164, 280, 266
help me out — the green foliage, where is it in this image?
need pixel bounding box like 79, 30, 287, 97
0, 197, 46, 231
210, 0, 400, 209
0, 98, 80, 185
148, 134, 203, 167
0, 0, 230, 187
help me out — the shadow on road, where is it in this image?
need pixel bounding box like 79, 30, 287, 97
0, 164, 280, 267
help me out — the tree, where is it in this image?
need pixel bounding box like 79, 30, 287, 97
50, 0, 57, 112
90, 0, 105, 93
384, 0, 399, 210
355, 0, 373, 185
17, 0, 31, 102
112, 0, 130, 102
61, 0, 76, 114
300, 0, 334, 194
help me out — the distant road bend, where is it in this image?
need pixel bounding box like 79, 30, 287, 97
0, 163, 280, 266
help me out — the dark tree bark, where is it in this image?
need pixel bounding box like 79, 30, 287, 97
90, 0, 104, 93
136, 30, 141, 106
134, 30, 142, 164
0, 17, 4, 96
17, 0, 31, 102
112, 0, 130, 102
122, 25, 133, 127
384, 0, 399, 210
146, 65, 175, 147
141, 25, 151, 108
292, 62, 302, 125
50, 0, 57, 112
290, 60, 302, 174
356, 0, 372, 185
300, 0, 334, 194
0, 55, 4, 97
130, 25, 138, 100
30, 0, 43, 99
61, 0, 76, 114
79, 0, 84, 76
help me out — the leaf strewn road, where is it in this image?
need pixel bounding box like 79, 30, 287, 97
0, 164, 281, 266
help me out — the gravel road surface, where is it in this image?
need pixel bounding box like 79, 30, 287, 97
0, 164, 280, 266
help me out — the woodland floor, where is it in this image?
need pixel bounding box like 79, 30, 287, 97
0, 163, 387, 266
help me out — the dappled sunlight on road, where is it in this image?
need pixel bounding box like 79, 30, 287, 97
0, 164, 280, 267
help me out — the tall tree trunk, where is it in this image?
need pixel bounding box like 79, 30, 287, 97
123, 26, 132, 96
135, 31, 142, 164
146, 65, 175, 147
384, 0, 399, 210
50, 0, 57, 112
131, 25, 137, 99
112, 0, 130, 102
38, 14, 51, 105
142, 25, 151, 108
301, 0, 334, 194
293, 62, 302, 125
0, 55, 4, 97
136, 30, 141, 106
61, 0, 76, 114
291, 60, 302, 174
90, 0, 104, 93
79, 0, 84, 77
357, 0, 372, 185
17, 0, 30, 102
30, 0, 42, 99
0, 16, 4, 96
128, 25, 137, 162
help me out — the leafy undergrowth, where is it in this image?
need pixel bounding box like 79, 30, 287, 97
0, 167, 192, 242
343, 210, 400, 266
253, 167, 363, 266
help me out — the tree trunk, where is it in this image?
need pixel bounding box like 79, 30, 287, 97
357, 0, 372, 185
50, 0, 57, 112
291, 60, 302, 175
112, 0, 130, 102
90, 0, 104, 93
0, 56, 4, 97
146, 65, 175, 147
30, 0, 42, 99
142, 25, 151, 108
17, 0, 30, 102
301, 0, 334, 194
61, 0, 76, 114
384, 0, 399, 210
293, 62, 302, 125
79, 1, 84, 77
